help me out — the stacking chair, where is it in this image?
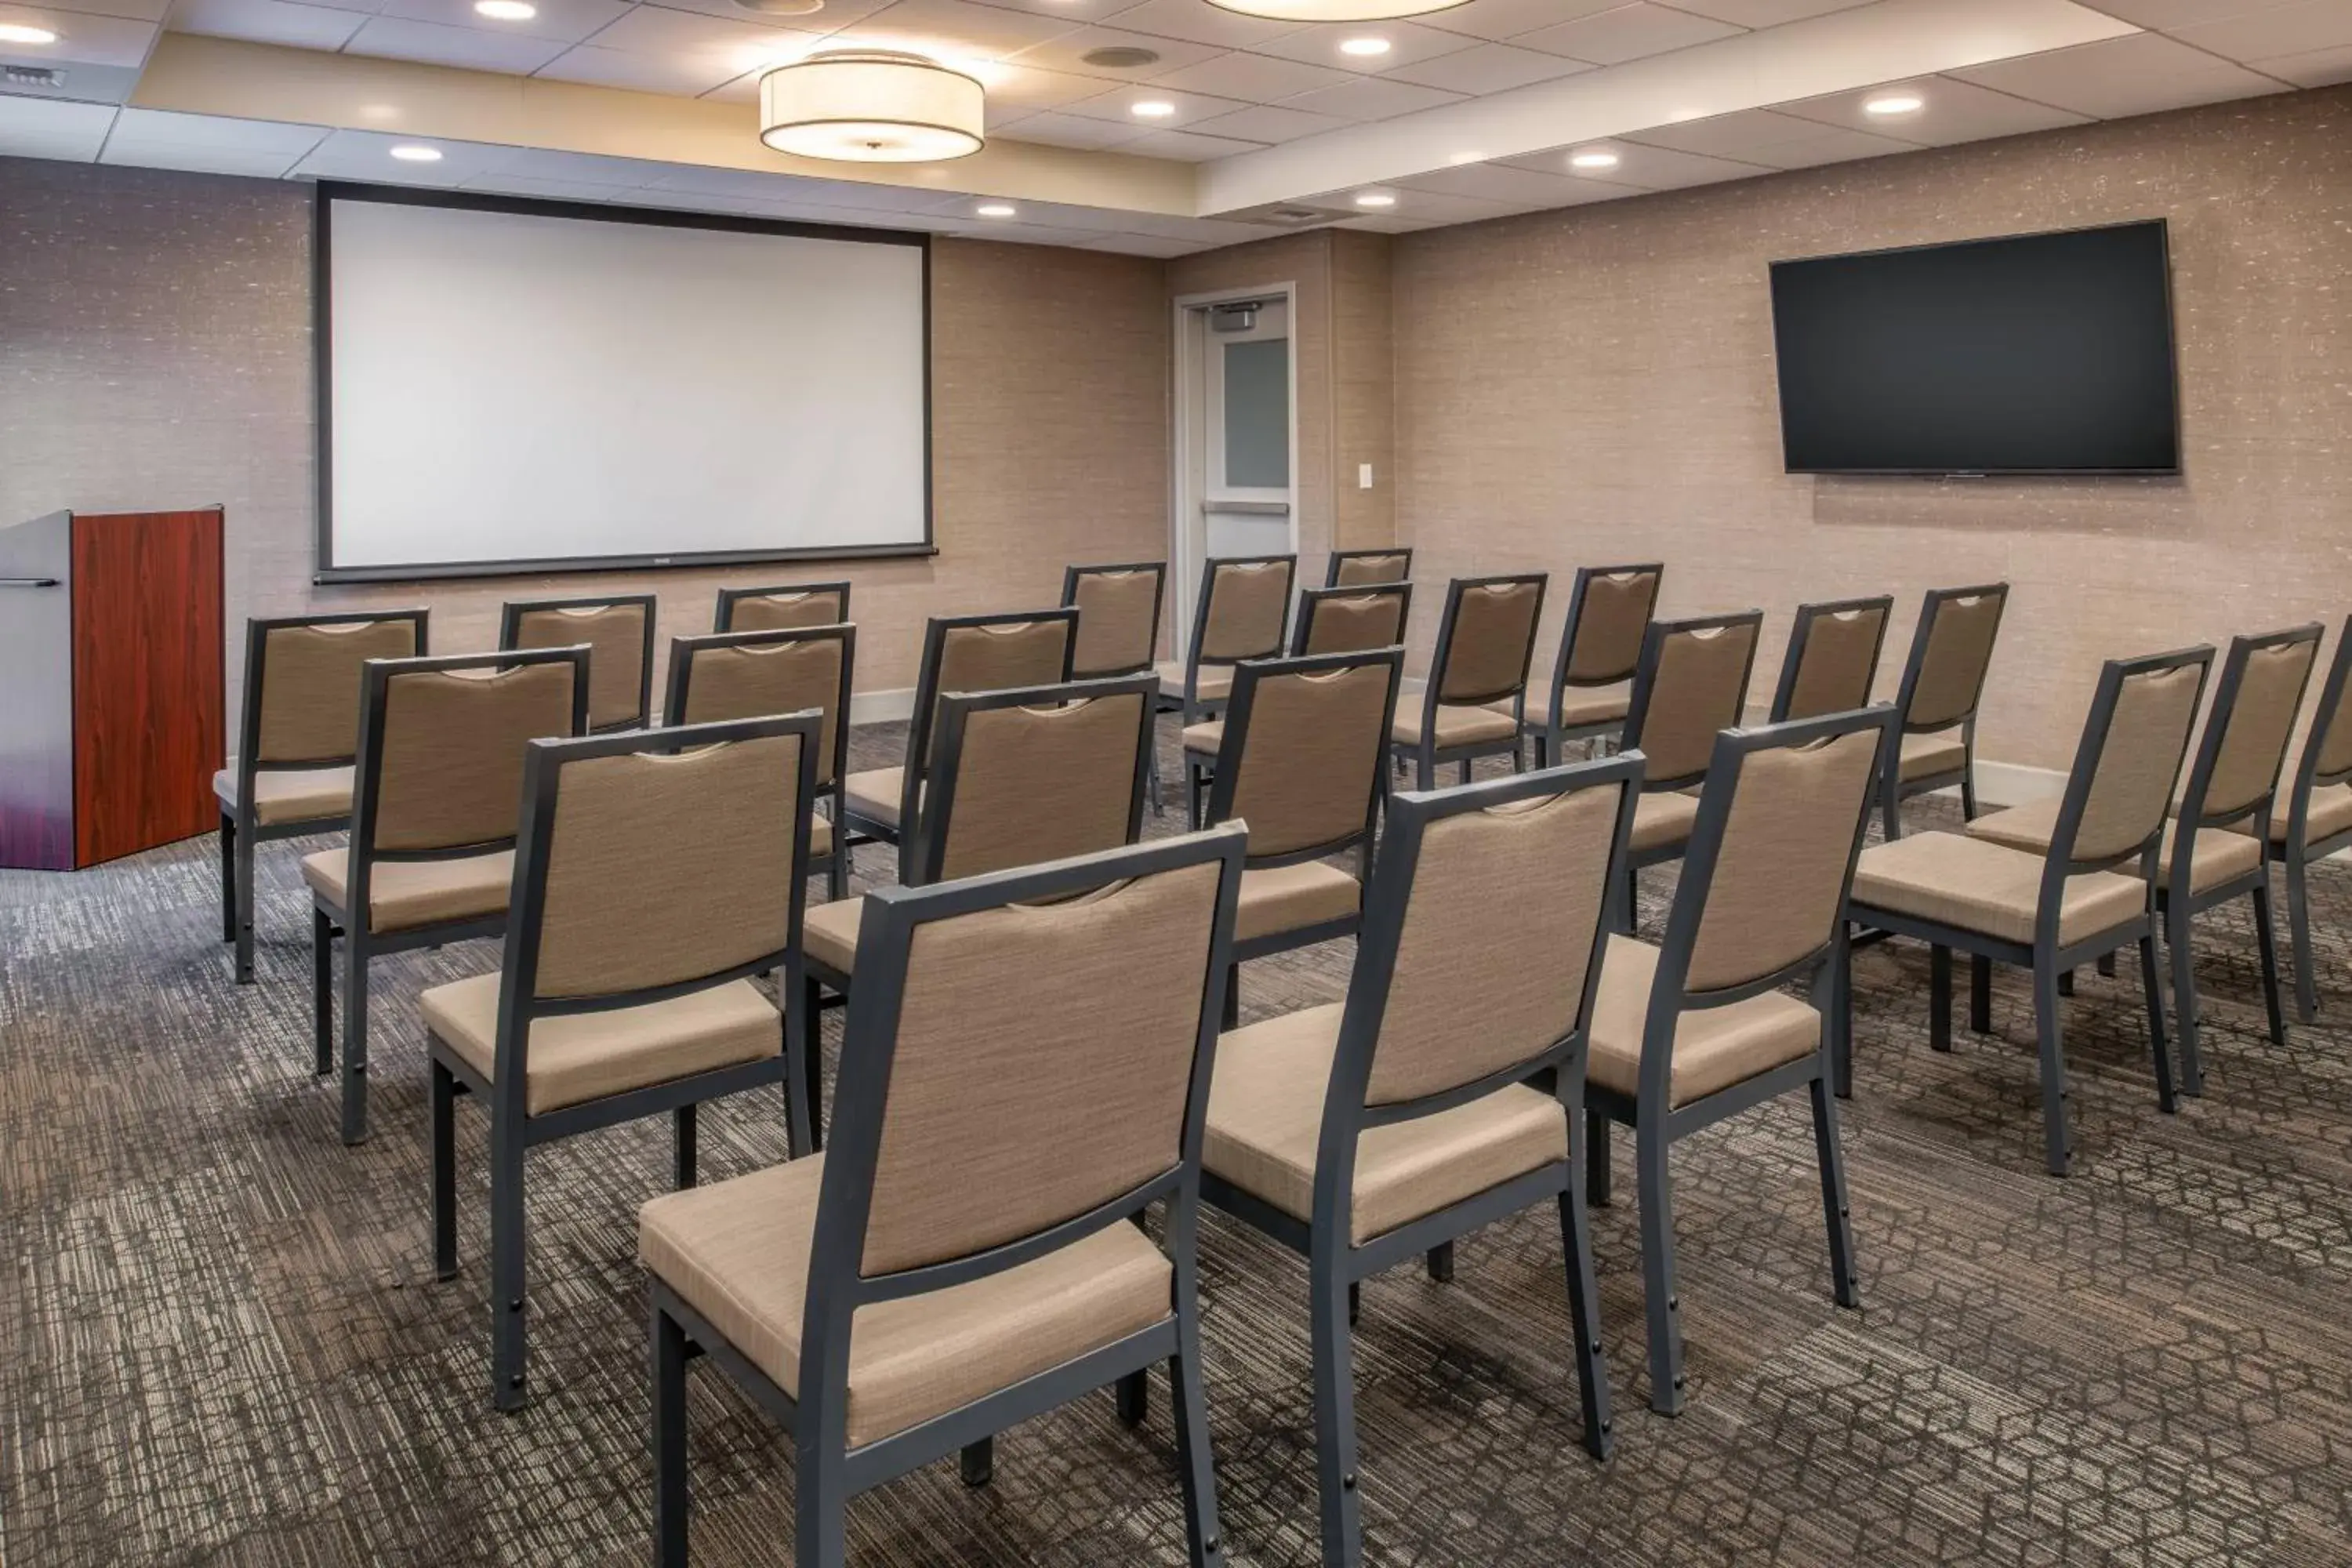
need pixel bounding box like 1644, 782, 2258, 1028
1520, 564, 1664, 768
1585, 706, 1891, 1417
1963, 626, 2320, 1091
425, 713, 820, 1409
1613, 611, 1764, 925
1842, 647, 2212, 1175
643, 826, 1246, 1568
840, 608, 1076, 860
1290, 582, 1412, 656
1196, 648, 1403, 1019
2268, 618, 2352, 1023
500, 593, 655, 733
1769, 595, 1894, 724
218, 610, 428, 984
1062, 561, 1166, 678
1390, 574, 1546, 790
716, 579, 850, 633
305, 647, 587, 1145
664, 623, 857, 898
1326, 547, 1412, 586
800, 675, 1157, 1143
1203, 756, 1635, 1565
1157, 556, 1297, 753
1879, 583, 2009, 838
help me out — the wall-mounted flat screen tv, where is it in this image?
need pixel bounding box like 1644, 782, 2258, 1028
1769, 220, 2180, 476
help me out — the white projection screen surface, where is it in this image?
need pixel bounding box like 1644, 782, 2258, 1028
320, 191, 931, 580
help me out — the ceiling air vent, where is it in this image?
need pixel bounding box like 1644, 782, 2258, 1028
1081, 45, 1161, 69
5, 64, 65, 89
1268, 208, 1325, 224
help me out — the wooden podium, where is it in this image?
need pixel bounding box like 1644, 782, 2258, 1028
0, 508, 226, 870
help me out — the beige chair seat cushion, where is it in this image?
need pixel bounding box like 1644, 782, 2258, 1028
804, 897, 862, 977
423, 971, 780, 1116
1204, 1004, 1569, 1245
215, 764, 355, 826
1851, 831, 2145, 946
2263, 782, 2352, 846
1968, 804, 2262, 895
808, 814, 834, 861
638, 1153, 1172, 1448
1237, 862, 1361, 943
1508, 683, 1630, 734
1391, 697, 1520, 751
1181, 720, 1224, 757
1899, 732, 1966, 784
1157, 660, 1232, 706
299, 847, 514, 935
1588, 936, 1820, 1108
843, 768, 909, 831
1630, 791, 1700, 854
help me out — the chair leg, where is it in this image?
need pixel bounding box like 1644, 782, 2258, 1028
2171, 901, 2207, 1098
1116, 1367, 1149, 1428
2139, 931, 2176, 1115
1809, 1074, 1861, 1309
1585, 1109, 1612, 1207
1221, 963, 1240, 1030
2252, 881, 2288, 1050
1458, 758, 1472, 786
1878, 772, 1903, 844
339, 939, 370, 1146
312, 908, 334, 1076
960, 1438, 993, 1488
431, 1061, 459, 1281
653, 1301, 692, 1568
1959, 766, 1980, 822
1348, 1280, 1360, 1328
1416, 747, 1436, 793
219, 813, 237, 942
1929, 943, 1952, 1053
1309, 1254, 1365, 1568
1170, 1282, 1225, 1567
673, 1102, 698, 1189
2057, 967, 2075, 997
1425, 1242, 1454, 1283
2096, 950, 2118, 979
803, 977, 827, 1152
2032, 953, 2071, 1178
1636, 1117, 1684, 1415
794, 1446, 848, 1568
2287, 857, 2318, 1024
1831, 924, 1855, 1099
1557, 1181, 1613, 1460
234, 819, 259, 984
1969, 953, 1992, 1035
826, 848, 848, 902
491, 1131, 528, 1410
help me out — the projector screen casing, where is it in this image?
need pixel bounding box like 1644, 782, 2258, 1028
314, 183, 935, 583
1768, 220, 2181, 477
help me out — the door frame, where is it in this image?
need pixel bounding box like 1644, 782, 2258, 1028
1171, 281, 1299, 658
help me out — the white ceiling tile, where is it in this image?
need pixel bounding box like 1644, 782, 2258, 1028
1330, 212, 1442, 232
369, 0, 632, 45
34, 0, 171, 20
1308, 183, 1520, 223
1148, 48, 1351, 100
165, 0, 371, 49
1381, 39, 1588, 93
1737, 123, 1909, 168
568, 4, 820, 73
1185, 101, 1347, 142
912, 190, 1134, 229
1089, 0, 1294, 48
2174, 2, 2352, 63
1497, 136, 1768, 189
291, 127, 506, 183
476, 144, 680, 184
2063, 0, 2267, 24
1512, 3, 1744, 65
1078, 230, 1208, 256
927, 213, 1106, 242
108, 107, 328, 149
1003, 24, 1226, 78
1950, 32, 2288, 120
2250, 39, 2352, 84
0, 6, 154, 66
533, 42, 746, 93
1666, 0, 1870, 24
1417, 0, 1622, 44
1120, 124, 1261, 158
1246, 18, 1483, 74
1777, 75, 2090, 146
1274, 73, 1461, 119
100, 140, 312, 176
1060, 79, 1247, 125
653, 0, 895, 27
970, 59, 1107, 111
949, 0, 1149, 23
0, 94, 111, 159
342, 15, 574, 71
1104, 207, 1263, 241
989, 107, 1152, 146
1393, 158, 1628, 205
458, 173, 635, 200
845, 0, 1089, 60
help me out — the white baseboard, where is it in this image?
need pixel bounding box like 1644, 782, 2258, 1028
851, 686, 916, 724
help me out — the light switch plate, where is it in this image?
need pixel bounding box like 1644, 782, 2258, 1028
1357, 463, 1374, 489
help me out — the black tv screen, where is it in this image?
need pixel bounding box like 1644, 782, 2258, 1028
1769, 220, 2180, 475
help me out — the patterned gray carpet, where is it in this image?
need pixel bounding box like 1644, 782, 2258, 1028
5, 720, 2351, 1566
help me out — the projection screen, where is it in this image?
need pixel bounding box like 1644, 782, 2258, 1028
317, 186, 931, 582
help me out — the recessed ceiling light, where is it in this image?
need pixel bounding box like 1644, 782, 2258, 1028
389, 144, 444, 162
1569, 149, 1620, 170
975, 202, 1015, 217
0, 22, 60, 44
473, 1, 536, 18
1338, 37, 1392, 56
1864, 93, 1924, 116
1354, 191, 1396, 209
1131, 100, 1177, 118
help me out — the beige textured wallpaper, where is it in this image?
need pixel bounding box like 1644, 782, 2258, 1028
0, 157, 1170, 724
1392, 85, 2352, 772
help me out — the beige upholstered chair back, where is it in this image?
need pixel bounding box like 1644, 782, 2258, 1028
935, 691, 1145, 883
1685, 728, 1881, 993
372, 662, 577, 854
2075, 662, 2205, 865
1638, 620, 1759, 782
1332, 551, 1410, 586
511, 603, 648, 729
1225, 662, 1392, 858
1437, 579, 1544, 703
531, 733, 802, 999
679, 636, 846, 784
1782, 604, 1889, 721
256, 619, 421, 765
2202, 637, 2321, 818
1363, 782, 1623, 1106
858, 857, 1225, 1275
1069, 569, 1160, 677
1199, 561, 1291, 661
923, 619, 1073, 768
2311, 653, 2352, 780
1301, 590, 1407, 655
1907, 592, 2002, 730
1566, 570, 1661, 684
728, 586, 845, 633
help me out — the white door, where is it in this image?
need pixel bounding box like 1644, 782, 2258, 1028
1174, 292, 1295, 653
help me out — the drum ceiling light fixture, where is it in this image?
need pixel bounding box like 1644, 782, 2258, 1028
759, 48, 985, 163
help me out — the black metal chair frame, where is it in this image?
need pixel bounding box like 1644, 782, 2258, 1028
498, 592, 657, 735
1200, 755, 1636, 1567
2272, 615, 2352, 1025
312, 645, 589, 1147
652, 826, 1247, 1568
1288, 582, 1414, 657
1879, 583, 2009, 840
1585, 706, 1891, 1417
1526, 563, 1664, 768
715, 579, 851, 633
662, 622, 857, 900
1325, 547, 1413, 586
1389, 572, 1548, 791
1837, 645, 2212, 1177
1767, 594, 1895, 724
430, 711, 821, 1410
1613, 610, 1765, 922
1161, 554, 1298, 732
